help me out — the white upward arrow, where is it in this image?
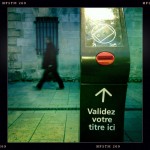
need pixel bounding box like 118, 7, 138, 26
95, 88, 112, 103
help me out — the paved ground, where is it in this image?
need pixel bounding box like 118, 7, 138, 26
8, 82, 142, 143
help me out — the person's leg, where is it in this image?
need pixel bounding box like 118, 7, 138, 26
36, 68, 50, 89
53, 69, 64, 89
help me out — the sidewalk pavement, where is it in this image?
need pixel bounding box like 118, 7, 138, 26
8, 82, 142, 143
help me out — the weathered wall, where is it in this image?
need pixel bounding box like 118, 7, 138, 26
8, 8, 38, 81
8, 8, 80, 81
124, 8, 143, 82
8, 7, 142, 82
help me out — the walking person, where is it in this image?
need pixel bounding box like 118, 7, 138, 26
36, 37, 64, 90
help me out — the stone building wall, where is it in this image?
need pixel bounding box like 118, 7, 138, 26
8, 8, 80, 82
8, 7, 142, 82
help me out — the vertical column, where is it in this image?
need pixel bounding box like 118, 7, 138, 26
42, 18, 44, 54
56, 20, 58, 53
39, 18, 42, 55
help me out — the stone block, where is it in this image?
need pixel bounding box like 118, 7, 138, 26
61, 22, 80, 31
17, 38, 36, 47
16, 8, 33, 14
22, 62, 38, 69
67, 38, 80, 54
23, 33, 36, 39
60, 14, 69, 22
60, 8, 79, 14
21, 51, 37, 62
25, 13, 34, 18
22, 46, 36, 52
23, 29, 36, 38
8, 8, 16, 13
59, 53, 78, 66
8, 71, 22, 81
58, 52, 80, 80
37, 8, 50, 17
59, 37, 80, 54
8, 37, 17, 45
21, 14, 25, 22
59, 31, 80, 39
58, 46, 70, 55
8, 46, 22, 53
8, 62, 22, 69
70, 14, 80, 22
8, 29, 22, 37
8, 13, 21, 21
25, 17, 35, 22
22, 69, 38, 81
15, 22, 23, 29
8, 22, 16, 29
8, 53, 18, 61
22, 22, 34, 29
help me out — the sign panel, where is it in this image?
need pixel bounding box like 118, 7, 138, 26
80, 84, 127, 142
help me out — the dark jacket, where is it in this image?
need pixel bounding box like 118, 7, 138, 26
42, 42, 57, 69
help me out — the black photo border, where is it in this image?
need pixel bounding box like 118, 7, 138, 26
0, 0, 149, 149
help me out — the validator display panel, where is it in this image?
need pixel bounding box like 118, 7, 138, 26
84, 8, 123, 47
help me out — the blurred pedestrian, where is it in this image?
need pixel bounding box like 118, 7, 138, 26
36, 37, 64, 90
